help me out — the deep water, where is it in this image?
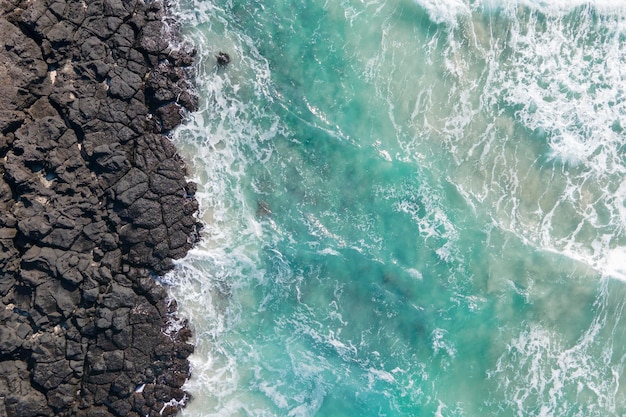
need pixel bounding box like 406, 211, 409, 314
166, 1, 626, 415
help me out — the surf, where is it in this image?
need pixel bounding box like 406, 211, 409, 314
167, 0, 626, 415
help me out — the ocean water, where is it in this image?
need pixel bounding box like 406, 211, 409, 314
165, 0, 626, 416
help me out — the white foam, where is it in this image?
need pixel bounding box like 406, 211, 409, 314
159, 395, 188, 415
304, 213, 347, 248
413, 0, 471, 26
488, 318, 622, 416
318, 247, 341, 256
602, 247, 626, 282
367, 367, 396, 386
406, 268, 423, 280
516, 0, 626, 16
430, 328, 456, 359
166, 1, 372, 413
380, 180, 461, 265
497, 6, 626, 272
406, 0, 626, 278
415, 0, 626, 27
502, 10, 626, 171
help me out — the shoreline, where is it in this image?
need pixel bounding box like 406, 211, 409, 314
0, 0, 200, 416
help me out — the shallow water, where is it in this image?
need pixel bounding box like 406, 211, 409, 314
166, 1, 626, 415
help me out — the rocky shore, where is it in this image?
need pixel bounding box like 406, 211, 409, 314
0, 0, 200, 415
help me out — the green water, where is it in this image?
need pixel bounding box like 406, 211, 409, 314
167, 1, 626, 416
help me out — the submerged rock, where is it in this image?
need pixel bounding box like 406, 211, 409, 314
216, 51, 231, 67
257, 200, 272, 217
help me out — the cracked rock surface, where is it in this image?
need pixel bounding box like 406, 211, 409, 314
0, 0, 200, 416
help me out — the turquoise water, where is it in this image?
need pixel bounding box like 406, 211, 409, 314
166, 1, 626, 416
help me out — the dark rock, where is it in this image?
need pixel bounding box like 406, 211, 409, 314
56, 252, 87, 285
102, 283, 137, 310
0, 111, 25, 135
156, 103, 183, 132
109, 67, 142, 100
0, 327, 22, 354
0, 0, 199, 415
42, 226, 82, 249
216, 51, 231, 67
114, 168, 150, 207
139, 21, 167, 55
65, 339, 84, 360
21, 245, 59, 276
47, 383, 78, 411
32, 359, 73, 391
18, 215, 52, 239
95, 308, 114, 329
127, 198, 164, 229
0, 19, 48, 110
47, 20, 75, 45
